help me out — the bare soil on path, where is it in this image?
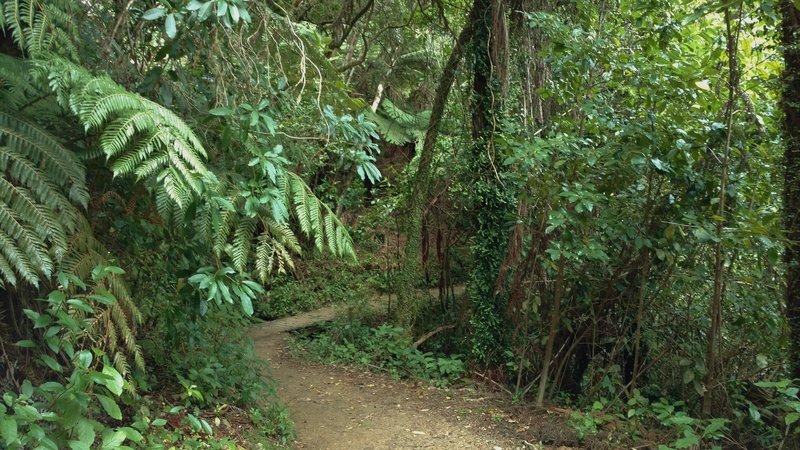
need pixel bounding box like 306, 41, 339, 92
249, 300, 539, 450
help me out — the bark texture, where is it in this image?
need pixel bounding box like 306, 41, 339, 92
394, 1, 479, 326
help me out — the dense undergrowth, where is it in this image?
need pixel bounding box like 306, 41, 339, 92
254, 256, 382, 320
291, 318, 466, 387
0, 0, 369, 447
2, 267, 294, 449
281, 268, 800, 448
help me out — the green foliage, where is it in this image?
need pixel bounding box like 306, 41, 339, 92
143, 302, 281, 409
0, 110, 87, 286
568, 394, 730, 448
0, 0, 79, 58
254, 256, 375, 319
206, 170, 356, 282
0, 0, 382, 447
142, 0, 253, 39
188, 266, 264, 316
366, 99, 430, 146
321, 105, 382, 184
120, 399, 291, 449
39, 58, 216, 212
293, 319, 465, 386
2, 270, 141, 449
0, 0, 795, 447
248, 404, 296, 446
734, 380, 800, 446
59, 222, 145, 378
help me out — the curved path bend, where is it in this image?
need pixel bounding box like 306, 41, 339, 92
249, 294, 531, 450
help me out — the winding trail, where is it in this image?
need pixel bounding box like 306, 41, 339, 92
249, 295, 528, 449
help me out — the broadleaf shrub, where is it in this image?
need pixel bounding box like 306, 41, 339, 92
291, 318, 464, 387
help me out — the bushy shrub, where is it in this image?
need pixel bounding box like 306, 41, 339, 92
254, 257, 377, 319
292, 319, 464, 386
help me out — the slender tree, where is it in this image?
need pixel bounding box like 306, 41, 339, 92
395, 2, 479, 326
702, 5, 740, 416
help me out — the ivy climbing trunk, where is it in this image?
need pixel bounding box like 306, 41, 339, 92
782, 0, 800, 380
394, 3, 479, 326
467, 0, 515, 365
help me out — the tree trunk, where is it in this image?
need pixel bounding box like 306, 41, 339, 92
536, 256, 564, 406
467, 0, 515, 365
394, 2, 478, 326
782, 0, 800, 380
702, 6, 739, 417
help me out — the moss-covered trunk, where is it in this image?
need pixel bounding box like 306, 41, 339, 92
467, 0, 515, 365
394, 3, 479, 326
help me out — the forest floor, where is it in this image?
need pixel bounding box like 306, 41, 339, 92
249, 296, 582, 450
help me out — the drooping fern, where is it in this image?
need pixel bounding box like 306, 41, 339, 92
0, 111, 87, 286
366, 98, 430, 145
205, 188, 302, 281
205, 170, 355, 281
0, 0, 357, 296
0, 0, 79, 59
283, 171, 355, 258
255, 218, 299, 280
38, 58, 217, 211
60, 217, 145, 385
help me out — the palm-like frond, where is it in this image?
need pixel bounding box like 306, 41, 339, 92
38, 58, 217, 210
0, 111, 87, 286
284, 171, 355, 258
61, 217, 145, 383
0, 0, 79, 59
204, 171, 355, 281
366, 98, 430, 145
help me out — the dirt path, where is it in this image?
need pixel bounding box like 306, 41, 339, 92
249, 298, 532, 450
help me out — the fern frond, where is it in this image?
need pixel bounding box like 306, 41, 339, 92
253, 217, 302, 281
0, 226, 35, 285
0, 111, 86, 286
214, 208, 236, 256
254, 235, 273, 281
0, 252, 16, 284
263, 218, 301, 254
0, 111, 88, 206
283, 171, 356, 260
0, 54, 42, 109
233, 217, 256, 272
366, 98, 430, 145
62, 217, 145, 378
37, 58, 216, 215
1, 0, 79, 59
324, 213, 337, 255
290, 175, 312, 237
208, 173, 354, 279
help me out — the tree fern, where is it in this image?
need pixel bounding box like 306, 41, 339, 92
0, 0, 79, 59
0, 111, 87, 286
366, 98, 430, 145
38, 58, 216, 210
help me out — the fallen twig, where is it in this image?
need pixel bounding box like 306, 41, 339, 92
412, 324, 455, 349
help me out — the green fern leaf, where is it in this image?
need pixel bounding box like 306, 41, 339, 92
233, 217, 256, 272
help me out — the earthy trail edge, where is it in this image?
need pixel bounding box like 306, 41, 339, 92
249, 291, 530, 450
